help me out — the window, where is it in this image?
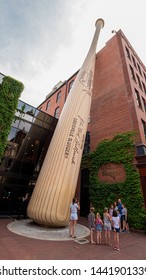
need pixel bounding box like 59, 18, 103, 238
142, 97, 146, 112
136, 74, 142, 90
56, 91, 61, 103
142, 82, 146, 94
131, 55, 137, 69
125, 46, 131, 60
46, 100, 50, 111
7, 127, 18, 142
54, 107, 60, 119
137, 63, 142, 76
135, 88, 142, 108
68, 80, 74, 93
83, 132, 90, 154
129, 65, 136, 81
141, 119, 146, 138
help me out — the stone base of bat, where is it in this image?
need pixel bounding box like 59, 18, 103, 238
7, 219, 90, 241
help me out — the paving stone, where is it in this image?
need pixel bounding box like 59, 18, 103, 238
0, 217, 146, 260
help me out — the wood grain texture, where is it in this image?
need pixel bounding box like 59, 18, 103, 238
27, 19, 104, 227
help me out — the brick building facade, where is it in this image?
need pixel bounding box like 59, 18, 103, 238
91, 30, 146, 151
39, 30, 146, 150
38, 30, 146, 212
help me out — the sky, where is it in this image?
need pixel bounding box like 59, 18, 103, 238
0, 0, 146, 108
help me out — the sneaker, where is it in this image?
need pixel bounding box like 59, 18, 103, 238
114, 247, 117, 250
116, 248, 120, 251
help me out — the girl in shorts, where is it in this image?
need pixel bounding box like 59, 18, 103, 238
95, 213, 103, 244
112, 209, 120, 250
69, 197, 80, 238
103, 207, 112, 246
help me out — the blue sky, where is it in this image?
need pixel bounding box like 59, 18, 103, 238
0, 0, 146, 107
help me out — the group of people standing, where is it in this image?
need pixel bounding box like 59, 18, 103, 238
68, 196, 129, 250
88, 198, 129, 251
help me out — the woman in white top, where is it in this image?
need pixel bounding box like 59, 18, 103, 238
112, 209, 120, 250
69, 197, 80, 238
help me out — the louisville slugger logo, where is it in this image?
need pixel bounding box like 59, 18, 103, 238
79, 69, 93, 90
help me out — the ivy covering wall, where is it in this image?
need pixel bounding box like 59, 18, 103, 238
82, 132, 146, 230
0, 76, 24, 161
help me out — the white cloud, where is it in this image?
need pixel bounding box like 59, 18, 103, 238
0, 0, 146, 107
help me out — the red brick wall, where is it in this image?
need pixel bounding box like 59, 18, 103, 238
38, 75, 78, 119
90, 34, 144, 151
39, 83, 67, 118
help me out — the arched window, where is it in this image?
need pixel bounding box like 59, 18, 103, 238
54, 107, 60, 119
56, 91, 61, 103
46, 100, 50, 111
68, 80, 74, 94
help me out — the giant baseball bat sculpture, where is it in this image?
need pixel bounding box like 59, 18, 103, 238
27, 18, 104, 227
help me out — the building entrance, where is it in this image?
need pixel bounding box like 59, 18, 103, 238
80, 168, 90, 217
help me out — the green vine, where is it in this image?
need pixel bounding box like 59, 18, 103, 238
0, 76, 24, 161
82, 131, 146, 230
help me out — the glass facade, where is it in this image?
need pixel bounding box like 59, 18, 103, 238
0, 100, 57, 215
0, 72, 4, 84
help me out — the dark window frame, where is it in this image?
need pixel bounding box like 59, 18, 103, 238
141, 119, 146, 138
129, 65, 136, 81
125, 46, 131, 60
135, 88, 142, 109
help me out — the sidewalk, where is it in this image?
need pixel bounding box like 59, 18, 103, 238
0, 216, 146, 260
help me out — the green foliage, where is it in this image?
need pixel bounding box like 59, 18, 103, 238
0, 76, 24, 160
82, 131, 146, 230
